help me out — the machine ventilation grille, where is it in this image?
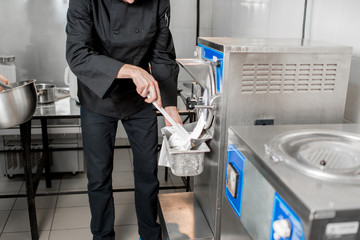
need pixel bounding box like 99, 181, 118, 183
241, 63, 337, 94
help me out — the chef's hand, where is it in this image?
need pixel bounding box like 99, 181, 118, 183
117, 64, 162, 107
0, 73, 10, 91
164, 106, 183, 126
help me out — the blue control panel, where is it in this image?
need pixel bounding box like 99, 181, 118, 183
198, 44, 224, 93
225, 144, 245, 218
270, 193, 305, 240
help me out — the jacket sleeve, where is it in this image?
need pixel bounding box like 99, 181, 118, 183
65, 0, 123, 99
150, 0, 179, 107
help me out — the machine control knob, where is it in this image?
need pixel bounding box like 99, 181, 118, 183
272, 219, 291, 239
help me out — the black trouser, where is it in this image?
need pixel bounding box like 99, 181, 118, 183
81, 105, 161, 240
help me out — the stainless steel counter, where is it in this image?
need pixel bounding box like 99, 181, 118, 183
33, 94, 190, 118
34, 96, 80, 118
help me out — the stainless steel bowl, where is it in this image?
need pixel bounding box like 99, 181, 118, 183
0, 80, 37, 129
36, 83, 56, 104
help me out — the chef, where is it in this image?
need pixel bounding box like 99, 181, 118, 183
65, 0, 180, 239
0, 73, 9, 91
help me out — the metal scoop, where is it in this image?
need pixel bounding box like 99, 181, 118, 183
148, 94, 191, 150
151, 100, 190, 139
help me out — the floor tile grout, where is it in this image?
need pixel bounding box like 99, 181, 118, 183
47, 195, 59, 240
0, 196, 17, 235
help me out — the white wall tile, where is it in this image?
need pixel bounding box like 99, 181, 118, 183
199, 27, 212, 37
170, 0, 197, 28
171, 27, 197, 58
208, 0, 303, 38
308, 0, 360, 57
268, 0, 304, 38
170, 0, 197, 58
306, 0, 360, 120
199, 0, 213, 36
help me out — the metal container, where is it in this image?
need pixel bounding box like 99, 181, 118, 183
0, 55, 16, 83
36, 83, 55, 104
160, 123, 211, 176
0, 80, 37, 129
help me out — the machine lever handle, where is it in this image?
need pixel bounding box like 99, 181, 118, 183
194, 105, 216, 111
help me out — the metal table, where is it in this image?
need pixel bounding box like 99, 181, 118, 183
18, 96, 80, 240
1, 92, 195, 240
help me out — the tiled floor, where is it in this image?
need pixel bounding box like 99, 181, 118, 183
0, 145, 187, 240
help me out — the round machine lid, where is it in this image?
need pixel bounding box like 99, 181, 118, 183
265, 129, 360, 184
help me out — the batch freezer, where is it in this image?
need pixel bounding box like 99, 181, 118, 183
158, 37, 352, 240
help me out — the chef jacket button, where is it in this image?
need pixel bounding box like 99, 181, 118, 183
114, 29, 119, 35
133, 58, 138, 64
135, 28, 140, 33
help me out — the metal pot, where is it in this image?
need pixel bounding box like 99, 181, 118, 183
36, 83, 55, 104
0, 80, 37, 129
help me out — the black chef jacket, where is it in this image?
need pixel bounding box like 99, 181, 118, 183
66, 0, 179, 119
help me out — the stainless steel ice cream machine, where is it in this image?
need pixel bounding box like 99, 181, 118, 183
223, 124, 360, 240
158, 37, 353, 240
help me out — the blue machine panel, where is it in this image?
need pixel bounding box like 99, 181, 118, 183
198, 44, 224, 93
225, 144, 245, 218
270, 193, 305, 240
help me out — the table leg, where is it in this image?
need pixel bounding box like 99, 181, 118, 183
20, 121, 39, 240
165, 167, 168, 181
186, 177, 190, 192
40, 119, 52, 188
